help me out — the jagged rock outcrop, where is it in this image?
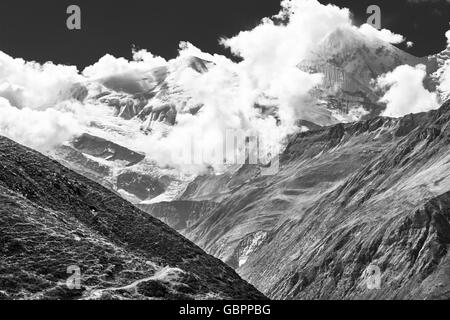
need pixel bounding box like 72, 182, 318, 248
72, 133, 145, 166
0, 136, 266, 300
52, 133, 176, 203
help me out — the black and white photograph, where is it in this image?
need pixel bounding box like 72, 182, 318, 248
0, 0, 450, 314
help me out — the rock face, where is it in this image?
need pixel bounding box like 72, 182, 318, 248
172, 101, 450, 300
0, 136, 266, 300
138, 201, 219, 233
117, 172, 167, 201
52, 133, 181, 204
72, 133, 145, 166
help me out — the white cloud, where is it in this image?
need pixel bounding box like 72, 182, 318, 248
82, 51, 167, 94
358, 24, 405, 44
83, 50, 166, 80
0, 51, 110, 152
220, 0, 353, 123
0, 51, 83, 109
0, 97, 81, 151
377, 64, 439, 117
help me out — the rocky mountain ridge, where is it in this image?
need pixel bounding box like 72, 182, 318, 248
0, 136, 265, 300
149, 101, 450, 299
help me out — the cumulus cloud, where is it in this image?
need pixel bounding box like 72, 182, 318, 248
82, 51, 167, 94
0, 51, 84, 151
83, 50, 166, 80
0, 51, 83, 109
0, 97, 81, 150
358, 24, 405, 44
221, 0, 350, 105
377, 64, 439, 117
0, 51, 112, 152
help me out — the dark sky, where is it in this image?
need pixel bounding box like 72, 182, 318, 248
0, 0, 449, 69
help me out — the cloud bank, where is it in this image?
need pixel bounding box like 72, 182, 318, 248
0, 97, 81, 150
358, 24, 405, 44
377, 64, 439, 117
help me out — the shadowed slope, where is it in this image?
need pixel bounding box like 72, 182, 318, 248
0, 136, 265, 300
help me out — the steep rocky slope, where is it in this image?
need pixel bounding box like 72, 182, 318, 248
168, 101, 450, 299
52, 133, 182, 204
90, 55, 212, 130
0, 136, 265, 300
138, 201, 218, 234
